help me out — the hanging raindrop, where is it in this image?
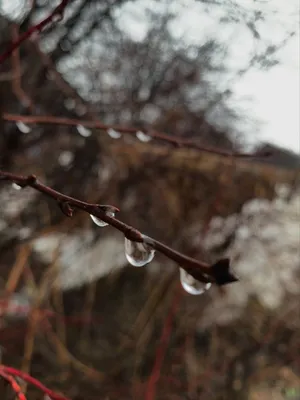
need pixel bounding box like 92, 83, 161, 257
16, 121, 31, 133
107, 128, 122, 139
124, 238, 155, 267
90, 209, 115, 227
77, 124, 92, 137
179, 268, 211, 295
12, 182, 22, 190
136, 130, 151, 142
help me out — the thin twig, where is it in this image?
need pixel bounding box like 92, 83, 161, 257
2, 113, 271, 159
0, 0, 70, 65
11, 24, 34, 111
0, 365, 70, 400
0, 368, 27, 400
145, 285, 182, 400
0, 170, 237, 285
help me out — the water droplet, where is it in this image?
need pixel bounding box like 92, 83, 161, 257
136, 130, 151, 142
58, 151, 74, 167
16, 121, 31, 133
124, 238, 155, 267
77, 124, 92, 137
180, 268, 211, 295
12, 182, 22, 190
107, 128, 122, 139
64, 98, 75, 110
90, 210, 115, 227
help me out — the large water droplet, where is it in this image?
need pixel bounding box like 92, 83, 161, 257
77, 124, 92, 137
180, 268, 211, 295
125, 238, 155, 267
136, 130, 151, 142
90, 209, 115, 227
107, 128, 122, 139
16, 121, 31, 133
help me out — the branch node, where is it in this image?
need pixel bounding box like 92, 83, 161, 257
124, 228, 144, 242
26, 174, 37, 185
59, 201, 74, 217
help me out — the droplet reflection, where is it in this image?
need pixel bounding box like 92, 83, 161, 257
90, 210, 115, 227
125, 238, 155, 267
180, 268, 211, 295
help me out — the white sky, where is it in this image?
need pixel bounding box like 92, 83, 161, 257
118, 0, 300, 153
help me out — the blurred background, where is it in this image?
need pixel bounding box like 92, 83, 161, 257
0, 0, 299, 399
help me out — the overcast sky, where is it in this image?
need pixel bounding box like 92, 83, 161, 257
1, 0, 299, 153
117, 0, 300, 153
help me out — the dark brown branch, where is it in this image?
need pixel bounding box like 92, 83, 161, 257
2, 113, 271, 159
0, 170, 237, 286
0, 0, 70, 65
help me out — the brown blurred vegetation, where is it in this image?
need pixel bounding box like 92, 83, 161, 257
0, 2, 300, 399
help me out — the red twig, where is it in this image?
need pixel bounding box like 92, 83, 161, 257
0, 365, 70, 400
145, 285, 182, 400
0, 170, 237, 286
2, 113, 270, 158
10, 24, 34, 110
0, 368, 27, 400
0, 0, 70, 65
1, 113, 272, 159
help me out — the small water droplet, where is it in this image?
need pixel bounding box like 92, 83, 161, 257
16, 121, 31, 133
77, 124, 92, 137
90, 210, 115, 227
136, 130, 151, 142
107, 128, 122, 139
58, 151, 74, 167
64, 98, 75, 110
124, 238, 155, 267
12, 182, 22, 190
180, 268, 211, 295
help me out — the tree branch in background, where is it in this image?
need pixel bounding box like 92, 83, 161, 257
0, 170, 237, 286
0, 367, 27, 400
0, 365, 70, 400
0, 0, 70, 65
2, 113, 271, 158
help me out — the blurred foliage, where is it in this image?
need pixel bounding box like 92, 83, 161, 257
0, 1, 299, 399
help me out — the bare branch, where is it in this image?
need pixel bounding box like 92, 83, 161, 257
0, 0, 70, 65
0, 170, 238, 286
2, 113, 271, 158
